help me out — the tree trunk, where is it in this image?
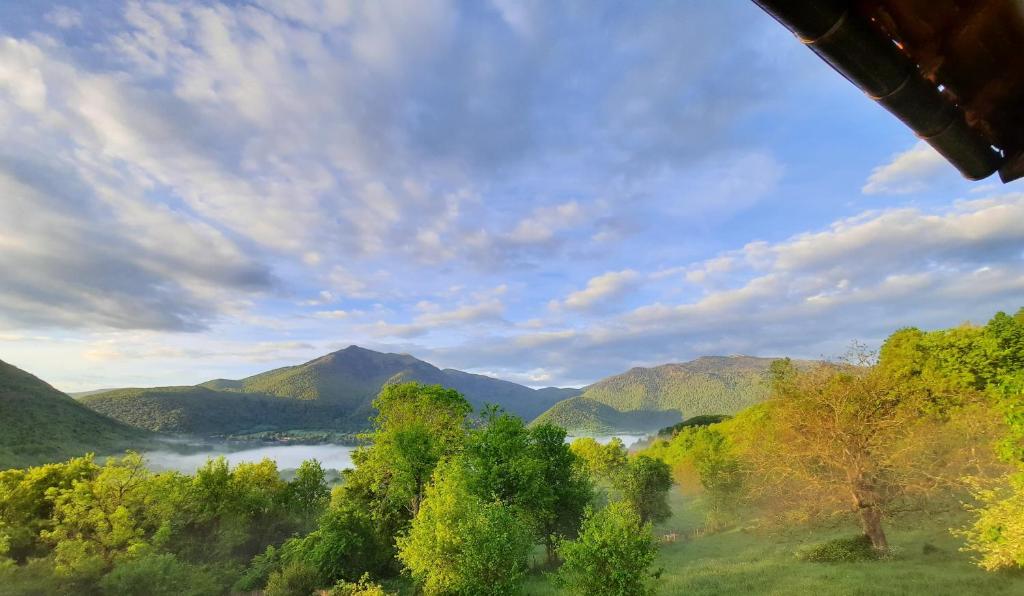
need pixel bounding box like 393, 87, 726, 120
857, 503, 888, 551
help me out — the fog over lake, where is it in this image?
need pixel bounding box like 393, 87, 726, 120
142, 433, 648, 473
143, 443, 357, 473
567, 434, 649, 448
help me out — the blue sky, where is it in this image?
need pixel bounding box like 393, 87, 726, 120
1, 0, 1022, 391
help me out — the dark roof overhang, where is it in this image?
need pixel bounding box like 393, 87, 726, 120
753, 0, 1024, 183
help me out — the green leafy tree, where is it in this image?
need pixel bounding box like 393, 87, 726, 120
281, 500, 390, 586
397, 459, 532, 595
529, 423, 594, 563
569, 437, 628, 480
613, 456, 672, 524
556, 501, 659, 596
341, 383, 471, 542
462, 411, 592, 564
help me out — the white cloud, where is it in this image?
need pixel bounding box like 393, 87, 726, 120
862, 141, 950, 195
559, 270, 640, 311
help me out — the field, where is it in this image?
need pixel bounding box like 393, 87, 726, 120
520, 490, 1024, 595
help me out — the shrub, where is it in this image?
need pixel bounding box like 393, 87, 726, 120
796, 535, 880, 563
326, 573, 391, 595
556, 501, 660, 596
959, 473, 1024, 570
98, 553, 226, 596
264, 561, 321, 596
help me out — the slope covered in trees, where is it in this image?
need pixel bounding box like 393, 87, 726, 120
534, 356, 795, 432
0, 359, 150, 469
81, 346, 578, 435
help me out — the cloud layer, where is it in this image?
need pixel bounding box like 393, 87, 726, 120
1, 1, 1020, 390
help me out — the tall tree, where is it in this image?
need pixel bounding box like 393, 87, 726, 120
397, 459, 532, 596
613, 456, 672, 525
341, 383, 471, 534
555, 501, 659, 596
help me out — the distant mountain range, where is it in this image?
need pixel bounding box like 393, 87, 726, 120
0, 359, 150, 468
532, 356, 794, 433
80, 346, 578, 435
2, 349, 796, 462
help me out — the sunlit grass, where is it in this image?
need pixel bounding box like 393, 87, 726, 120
521, 490, 1024, 595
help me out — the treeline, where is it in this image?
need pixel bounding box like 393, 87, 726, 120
1, 383, 672, 595
638, 308, 1024, 567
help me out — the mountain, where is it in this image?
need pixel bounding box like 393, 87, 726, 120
532, 356, 789, 433
0, 359, 150, 469
82, 346, 579, 435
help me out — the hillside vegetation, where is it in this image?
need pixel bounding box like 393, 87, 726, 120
533, 356, 789, 432
82, 346, 577, 435
0, 359, 149, 469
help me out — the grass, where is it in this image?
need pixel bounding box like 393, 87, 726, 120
520, 490, 1024, 595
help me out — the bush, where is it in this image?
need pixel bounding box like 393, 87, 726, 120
796, 535, 880, 563
326, 573, 391, 595
556, 501, 660, 596
959, 473, 1024, 570
264, 561, 321, 596
98, 553, 226, 596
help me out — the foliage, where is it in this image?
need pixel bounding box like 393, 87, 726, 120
613, 456, 673, 524
340, 382, 471, 551
569, 437, 628, 481
397, 458, 533, 595
959, 472, 1024, 571
656, 414, 732, 437
796, 535, 882, 563
746, 352, 1001, 551
461, 410, 592, 563
640, 424, 743, 528
876, 308, 1024, 567
0, 359, 150, 469
535, 356, 792, 433
555, 501, 660, 596
264, 561, 320, 596
280, 500, 390, 586
97, 553, 228, 596
326, 573, 392, 596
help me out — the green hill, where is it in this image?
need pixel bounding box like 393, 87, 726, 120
532, 356, 790, 433
82, 346, 578, 435
0, 359, 150, 469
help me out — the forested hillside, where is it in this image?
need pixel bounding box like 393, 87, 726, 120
82, 346, 578, 435
0, 360, 150, 469
533, 356, 794, 432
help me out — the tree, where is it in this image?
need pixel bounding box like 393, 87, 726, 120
529, 423, 593, 564
556, 501, 659, 596
396, 459, 532, 595
750, 352, 1002, 552
281, 500, 390, 586
570, 437, 628, 481
461, 411, 592, 564
341, 383, 471, 538
613, 456, 672, 524
287, 459, 330, 529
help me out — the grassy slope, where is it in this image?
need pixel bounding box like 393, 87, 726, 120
533, 356, 789, 433
0, 359, 150, 469
521, 490, 1024, 595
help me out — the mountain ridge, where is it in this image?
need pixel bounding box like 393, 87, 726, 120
0, 359, 151, 468
532, 355, 802, 433
81, 346, 581, 435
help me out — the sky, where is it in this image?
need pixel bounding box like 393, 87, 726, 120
1, 0, 1022, 392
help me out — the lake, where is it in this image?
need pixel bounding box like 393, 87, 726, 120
142, 432, 649, 473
